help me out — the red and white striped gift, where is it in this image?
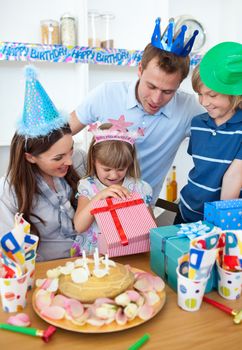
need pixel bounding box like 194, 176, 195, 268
90, 192, 157, 257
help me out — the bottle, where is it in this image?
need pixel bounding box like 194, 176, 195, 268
60, 13, 77, 46
100, 12, 115, 49
88, 10, 101, 47
40, 19, 60, 45
166, 178, 173, 202
170, 166, 177, 202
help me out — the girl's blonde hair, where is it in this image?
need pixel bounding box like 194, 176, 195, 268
192, 65, 242, 110
86, 123, 140, 179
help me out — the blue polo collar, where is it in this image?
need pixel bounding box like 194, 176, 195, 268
202, 109, 242, 128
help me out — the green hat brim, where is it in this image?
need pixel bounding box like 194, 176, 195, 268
199, 41, 242, 95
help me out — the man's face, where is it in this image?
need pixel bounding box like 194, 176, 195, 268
137, 57, 182, 115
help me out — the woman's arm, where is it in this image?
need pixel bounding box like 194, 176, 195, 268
220, 159, 242, 199
74, 185, 130, 233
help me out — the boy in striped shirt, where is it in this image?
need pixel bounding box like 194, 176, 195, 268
175, 42, 242, 224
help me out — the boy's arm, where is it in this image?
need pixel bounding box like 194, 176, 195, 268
220, 159, 242, 200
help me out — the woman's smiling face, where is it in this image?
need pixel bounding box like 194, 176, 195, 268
25, 134, 74, 178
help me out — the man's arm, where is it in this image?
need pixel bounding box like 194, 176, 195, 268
69, 110, 87, 135
220, 159, 242, 199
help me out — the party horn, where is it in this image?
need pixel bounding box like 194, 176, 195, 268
0, 324, 56, 342
128, 333, 150, 350
203, 296, 242, 324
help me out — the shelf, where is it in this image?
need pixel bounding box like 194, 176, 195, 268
0, 42, 202, 67
0, 41, 143, 66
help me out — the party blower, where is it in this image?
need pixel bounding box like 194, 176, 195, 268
203, 296, 242, 324
0, 323, 56, 342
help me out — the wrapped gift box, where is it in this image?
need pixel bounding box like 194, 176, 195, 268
204, 199, 242, 230
91, 192, 156, 257
150, 222, 217, 293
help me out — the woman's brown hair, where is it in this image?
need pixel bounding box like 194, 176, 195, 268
7, 124, 80, 236
86, 123, 141, 179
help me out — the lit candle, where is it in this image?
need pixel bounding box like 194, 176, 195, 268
104, 254, 109, 271
82, 250, 89, 275
94, 248, 100, 269
82, 250, 87, 264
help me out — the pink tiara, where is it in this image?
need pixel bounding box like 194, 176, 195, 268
88, 115, 144, 146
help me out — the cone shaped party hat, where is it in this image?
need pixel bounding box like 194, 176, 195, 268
17, 66, 67, 137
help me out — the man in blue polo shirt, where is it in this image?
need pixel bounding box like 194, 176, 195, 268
176, 41, 242, 223
69, 18, 204, 205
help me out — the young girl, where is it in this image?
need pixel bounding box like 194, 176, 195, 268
72, 118, 154, 256
0, 66, 87, 261
175, 41, 242, 224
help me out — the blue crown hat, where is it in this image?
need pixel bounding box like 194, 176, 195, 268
17, 66, 68, 138
151, 17, 199, 57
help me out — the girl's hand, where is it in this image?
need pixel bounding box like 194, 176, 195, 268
95, 185, 130, 200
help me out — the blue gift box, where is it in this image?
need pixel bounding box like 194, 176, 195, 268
150, 222, 217, 293
204, 199, 242, 230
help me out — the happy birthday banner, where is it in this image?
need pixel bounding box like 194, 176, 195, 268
0, 42, 143, 66
0, 42, 202, 66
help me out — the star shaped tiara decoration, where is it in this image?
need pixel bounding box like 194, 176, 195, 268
88, 115, 144, 146
87, 123, 98, 132
108, 115, 134, 132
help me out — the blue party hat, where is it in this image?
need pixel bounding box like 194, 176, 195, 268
151, 18, 199, 57
17, 66, 68, 137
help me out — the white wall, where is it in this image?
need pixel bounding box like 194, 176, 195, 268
87, 0, 169, 51
169, 0, 242, 51
88, 0, 169, 91
0, 0, 88, 147
0, 0, 88, 44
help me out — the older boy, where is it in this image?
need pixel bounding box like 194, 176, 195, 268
175, 41, 242, 223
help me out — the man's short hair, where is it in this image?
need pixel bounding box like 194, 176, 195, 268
141, 43, 190, 82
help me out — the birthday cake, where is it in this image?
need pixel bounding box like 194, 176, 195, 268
58, 260, 135, 303
34, 251, 166, 328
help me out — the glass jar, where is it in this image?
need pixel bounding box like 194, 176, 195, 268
60, 13, 77, 47
40, 19, 60, 45
100, 12, 115, 49
88, 10, 101, 47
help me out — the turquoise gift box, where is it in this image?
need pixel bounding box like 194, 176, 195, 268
150, 223, 217, 293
